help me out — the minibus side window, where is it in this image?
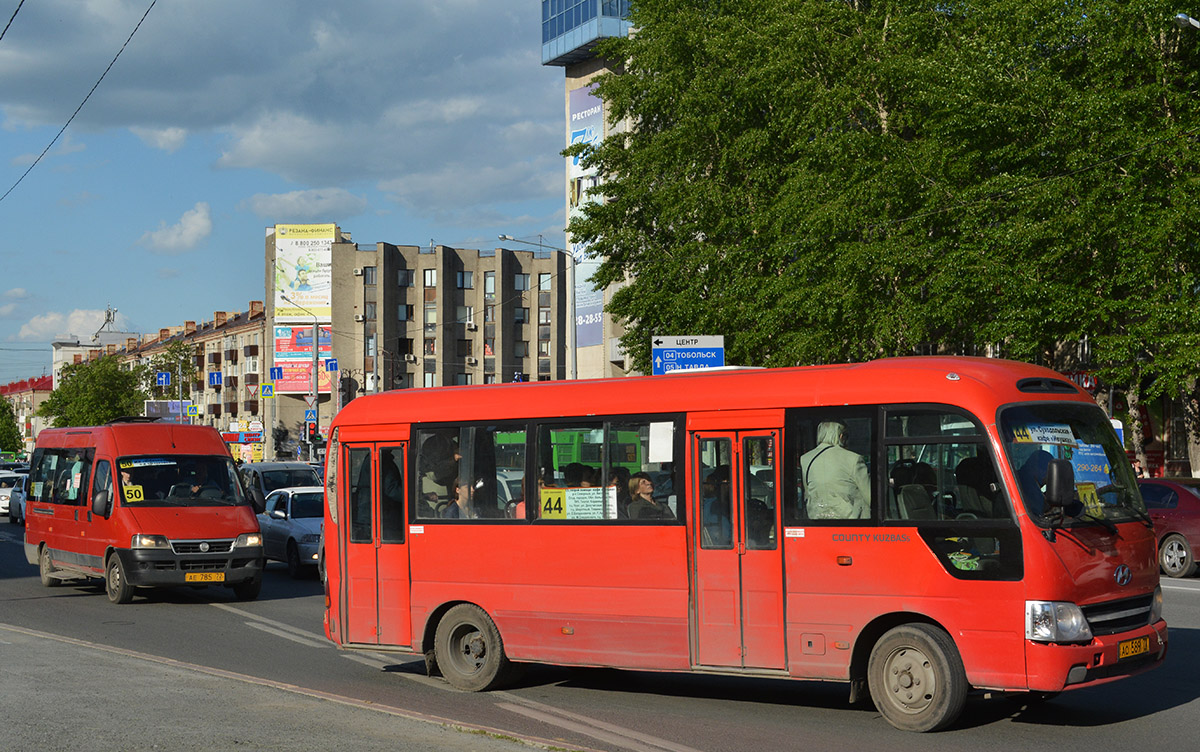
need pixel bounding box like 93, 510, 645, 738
92, 460, 114, 517
29, 449, 59, 504
57, 449, 92, 506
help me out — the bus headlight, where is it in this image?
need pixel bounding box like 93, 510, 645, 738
1026, 600, 1093, 642
1150, 586, 1163, 624
234, 533, 263, 548
131, 534, 170, 549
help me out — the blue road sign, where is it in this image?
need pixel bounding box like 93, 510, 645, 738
305, 409, 317, 421
270, 366, 283, 380
186, 404, 199, 417
325, 358, 338, 372
156, 371, 171, 387
651, 335, 725, 375
261, 384, 275, 398
208, 372, 223, 387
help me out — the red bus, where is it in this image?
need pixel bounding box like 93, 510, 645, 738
321, 357, 1165, 732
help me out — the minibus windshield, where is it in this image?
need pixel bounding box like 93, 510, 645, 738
117, 455, 248, 507
999, 403, 1147, 526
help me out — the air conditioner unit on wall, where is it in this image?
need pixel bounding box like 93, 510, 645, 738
466, 322, 478, 331
404, 354, 418, 364
466, 357, 478, 366
354, 314, 365, 322
353, 268, 364, 276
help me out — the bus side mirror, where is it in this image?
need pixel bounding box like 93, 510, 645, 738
92, 489, 110, 518
1044, 459, 1082, 515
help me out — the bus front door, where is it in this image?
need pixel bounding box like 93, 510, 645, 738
692, 431, 786, 669
342, 444, 411, 648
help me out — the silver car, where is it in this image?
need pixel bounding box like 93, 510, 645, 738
0, 471, 21, 519
256, 486, 323, 578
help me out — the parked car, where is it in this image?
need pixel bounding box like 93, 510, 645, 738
7, 474, 27, 525
0, 470, 22, 519
239, 461, 322, 514
1137, 477, 1200, 578
257, 486, 324, 578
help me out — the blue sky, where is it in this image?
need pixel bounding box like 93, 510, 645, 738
0, 0, 567, 384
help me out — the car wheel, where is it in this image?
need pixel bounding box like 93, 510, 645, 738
1160, 534, 1197, 578
434, 603, 513, 692
286, 540, 308, 579
39, 546, 60, 588
868, 624, 967, 732
233, 577, 262, 601
105, 553, 134, 604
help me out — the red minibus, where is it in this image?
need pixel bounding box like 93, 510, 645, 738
25, 419, 265, 603
321, 357, 1165, 732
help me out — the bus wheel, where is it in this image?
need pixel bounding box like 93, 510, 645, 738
1159, 534, 1196, 578
435, 604, 512, 692
105, 553, 134, 604
38, 546, 60, 588
868, 624, 967, 732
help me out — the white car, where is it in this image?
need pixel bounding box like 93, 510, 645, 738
256, 486, 323, 578
6, 474, 27, 525
0, 471, 22, 519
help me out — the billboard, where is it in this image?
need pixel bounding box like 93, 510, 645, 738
273, 325, 333, 394
568, 86, 605, 348
274, 223, 334, 322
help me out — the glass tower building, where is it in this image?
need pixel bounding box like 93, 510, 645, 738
542, 0, 632, 66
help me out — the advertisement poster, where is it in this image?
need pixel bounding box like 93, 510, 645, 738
568, 85, 605, 348
274, 223, 334, 322
273, 325, 333, 394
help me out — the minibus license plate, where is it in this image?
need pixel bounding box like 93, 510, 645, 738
185, 572, 225, 583
1118, 636, 1150, 660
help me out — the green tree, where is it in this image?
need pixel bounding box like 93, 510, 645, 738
146, 340, 199, 400
0, 397, 22, 454
37, 357, 149, 428
569, 1, 1200, 467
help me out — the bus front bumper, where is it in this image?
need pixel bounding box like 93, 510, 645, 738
1025, 619, 1168, 692
114, 547, 265, 587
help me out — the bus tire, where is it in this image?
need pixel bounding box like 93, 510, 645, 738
868, 624, 967, 732
39, 546, 60, 588
1159, 534, 1196, 578
105, 553, 134, 604
435, 604, 512, 692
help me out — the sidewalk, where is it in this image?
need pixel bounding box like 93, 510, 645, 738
0, 623, 551, 752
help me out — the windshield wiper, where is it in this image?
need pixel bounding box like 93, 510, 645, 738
1092, 484, 1154, 528
1076, 511, 1119, 534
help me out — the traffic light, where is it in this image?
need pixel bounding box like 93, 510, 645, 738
339, 375, 358, 405
305, 421, 317, 440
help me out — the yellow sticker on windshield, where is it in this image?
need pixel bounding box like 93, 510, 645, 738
123, 485, 145, 503
540, 488, 566, 519
1077, 482, 1103, 517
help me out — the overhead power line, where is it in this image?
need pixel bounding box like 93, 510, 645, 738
0, 0, 27, 43
0, 0, 157, 205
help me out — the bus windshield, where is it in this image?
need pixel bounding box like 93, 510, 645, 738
999, 403, 1145, 525
117, 455, 248, 507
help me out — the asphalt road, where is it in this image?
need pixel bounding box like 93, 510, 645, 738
3, 519, 1200, 752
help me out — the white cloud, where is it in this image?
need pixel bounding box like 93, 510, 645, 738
130, 126, 187, 153
16, 308, 131, 341
5, 288, 28, 299
0, 303, 16, 317
139, 202, 213, 253
241, 188, 369, 221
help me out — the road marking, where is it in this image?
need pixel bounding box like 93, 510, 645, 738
245, 620, 331, 649
210, 602, 329, 643
495, 693, 704, 752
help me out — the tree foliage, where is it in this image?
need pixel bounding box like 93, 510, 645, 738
569, 0, 1200, 393
146, 340, 199, 400
37, 357, 149, 428
0, 397, 22, 454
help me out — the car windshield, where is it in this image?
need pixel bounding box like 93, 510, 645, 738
999, 402, 1145, 525
263, 468, 320, 492
0, 476, 17, 489
118, 455, 248, 507
292, 492, 323, 518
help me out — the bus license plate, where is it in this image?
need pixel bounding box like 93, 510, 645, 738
1118, 636, 1150, 660
185, 572, 225, 583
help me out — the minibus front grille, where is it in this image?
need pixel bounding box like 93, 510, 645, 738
179, 560, 229, 572
171, 540, 234, 555
1081, 593, 1154, 635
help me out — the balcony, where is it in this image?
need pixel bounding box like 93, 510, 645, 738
206, 404, 222, 416
224, 349, 239, 364
243, 344, 260, 357
244, 373, 260, 386
242, 400, 259, 415
207, 352, 222, 365
225, 375, 239, 390
224, 401, 238, 416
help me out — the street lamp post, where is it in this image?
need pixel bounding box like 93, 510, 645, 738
280, 293, 320, 461
499, 234, 577, 380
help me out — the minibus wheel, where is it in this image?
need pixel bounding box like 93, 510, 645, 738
434, 604, 512, 692
867, 623, 967, 732
38, 546, 60, 588
232, 578, 262, 601
105, 553, 134, 604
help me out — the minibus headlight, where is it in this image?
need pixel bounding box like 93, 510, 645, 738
1026, 600, 1093, 643
1150, 586, 1163, 624
234, 533, 263, 548
131, 534, 170, 549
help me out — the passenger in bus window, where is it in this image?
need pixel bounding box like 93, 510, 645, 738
1017, 449, 1053, 516
443, 476, 480, 519
609, 467, 632, 518
419, 432, 460, 513
628, 471, 675, 519
799, 421, 871, 520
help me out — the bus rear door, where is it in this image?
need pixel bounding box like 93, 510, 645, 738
692, 429, 785, 670
340, 444, 410, 647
